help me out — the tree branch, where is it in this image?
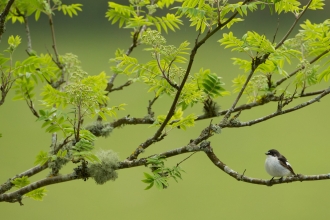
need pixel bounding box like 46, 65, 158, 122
275, 0, 313, 49
0, 0, 15, 40
106, 23, 147, 92
0, 173, 78, 204
220, 66, 256, 124
25, 89, 40, 118
0, 137, 71, 195
275, 49, 330, 87
48, 8, 61, 67
15, 8, 33, 55
147, 95, 158, 117
0, 164, 48, 194
204, 142, 330, 186
23, 15, 32, 54
0, 142, 206, 203
118, 144, 204, 169
108, 80, 132, 93
221, 87, 330, 128
88, 85, 329, 136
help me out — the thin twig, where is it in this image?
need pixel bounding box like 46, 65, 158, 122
47, 2, 61, 66
147, 95, 158, 117
220, 67, 256, 124
25, 96, 39, 118
272, 18, 280, 44
300, 89, 325, 97
108, 80, 133, 93
222, 87, 330, 128
176, 152, 197, 167
275, 0, 313, 49
275, 49, 330, 87
241, 169, 246, 180
106, 23, 147, 92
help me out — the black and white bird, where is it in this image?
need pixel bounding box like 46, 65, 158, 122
265, 149, 296, 180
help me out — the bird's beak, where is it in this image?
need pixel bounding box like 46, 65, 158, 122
265, 152, 267, 155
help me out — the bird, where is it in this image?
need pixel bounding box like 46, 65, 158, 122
265, 149, 296, 181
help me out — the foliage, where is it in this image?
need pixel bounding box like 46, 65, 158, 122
152, 107, 197, 130
38, 54, 126, 140
111, 29, 229, 109
220, 16, 330, 102
142, 155, 184, 190
71, 138, 100, 163
106, 1, 182, 33
0, 0, 83, 22
0, 36, 57, 103
11, 176, 47, 201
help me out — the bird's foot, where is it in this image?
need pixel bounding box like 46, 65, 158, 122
267, 177, 275, 186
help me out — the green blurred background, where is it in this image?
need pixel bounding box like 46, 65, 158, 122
1, 0, 330, 219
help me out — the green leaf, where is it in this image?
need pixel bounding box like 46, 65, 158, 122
147, 13, 182, 33
11, 176, 30, 188
143, 172, 154, 179
218, 32, 244, 52
154, 178, 164, 189
317, 65, 330, 82
8, 35, 21, 48
144, 181, 154, 190
34, 151, 49, 165
106, 2, 136, 27
275, 0, 301, 14
58, 4, 83, 17
26, 188, 47, 201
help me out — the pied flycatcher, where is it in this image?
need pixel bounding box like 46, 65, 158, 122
265, 149, 296, 180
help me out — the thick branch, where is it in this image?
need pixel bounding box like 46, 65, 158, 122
0, 164, 48, 194
0, 137, 71, 194
0, 173, 78, 204
0, 142, 205, 203
111, 116, 154, 128
204, 143, 330, 186
0, 0, 15, 40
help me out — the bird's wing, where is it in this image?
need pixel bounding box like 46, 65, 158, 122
278, 157, 296, 176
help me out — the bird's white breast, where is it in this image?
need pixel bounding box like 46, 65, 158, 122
265, 155, 291, 177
